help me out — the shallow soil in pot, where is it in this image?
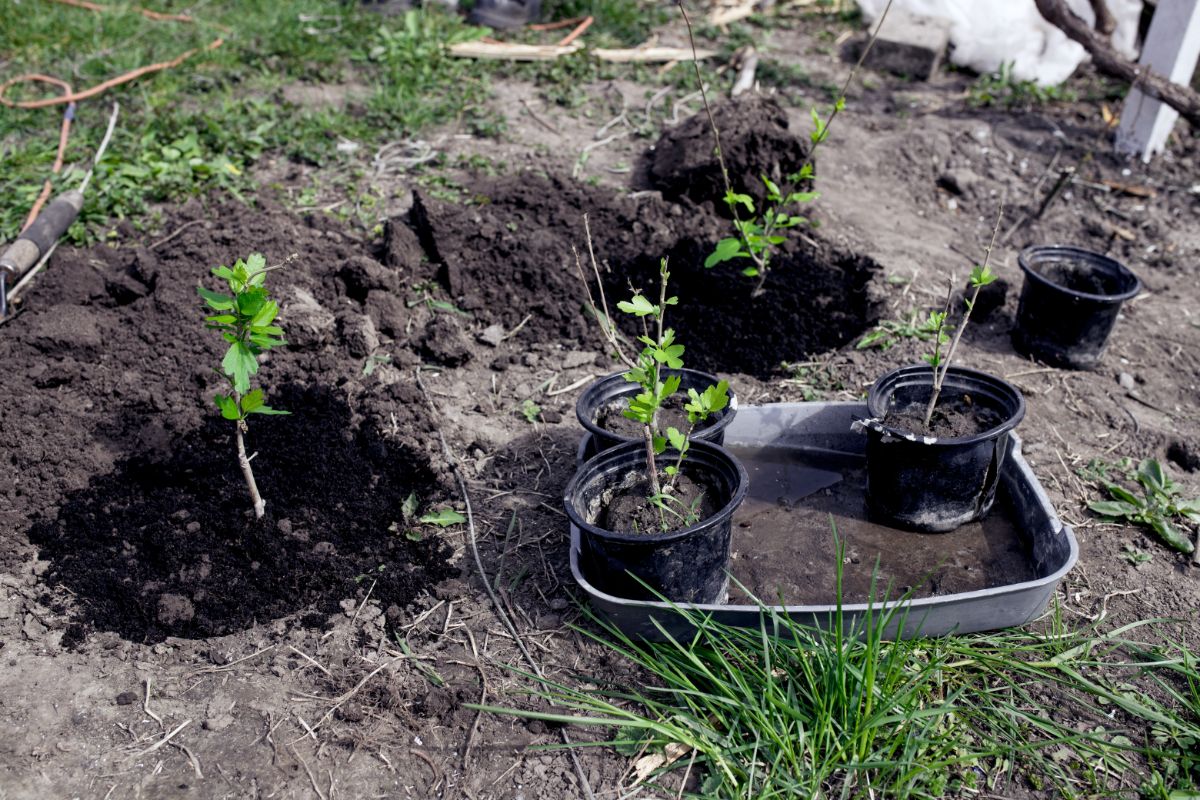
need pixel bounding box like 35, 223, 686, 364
593, 470, 718, 534
594, 393, 694, 439
884, 394, 1006, 438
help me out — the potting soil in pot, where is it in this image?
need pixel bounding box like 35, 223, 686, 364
883, 394, 1006, 439
593, 469, 719, 535
594, 394, 695, 440
1033, 258, 1124, 294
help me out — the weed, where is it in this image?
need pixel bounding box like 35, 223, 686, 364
969, 62, 1078, 109
521, 399, 542, 424
477, 559, 1200, 797
198, 253, 290, 519
781, 360, 844, 400
1120, 543, 1152, 565
1082, 457, 1200, 555
855, 309, 944, 350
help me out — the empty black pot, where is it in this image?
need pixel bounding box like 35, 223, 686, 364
1012, 245, 1141, 370
576, 368, 738, 452
862, 365, 1025, 533
565, 439, 748, 603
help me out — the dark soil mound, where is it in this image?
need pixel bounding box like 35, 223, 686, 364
411, 175, 881, 378
29, 383, 454, 643
1, 197, 457, 642
647, 94, 812, 213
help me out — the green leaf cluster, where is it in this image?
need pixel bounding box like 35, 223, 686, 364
704, 171, 819, 278
1085, 458, 1200, 554
199, 253, 289, 419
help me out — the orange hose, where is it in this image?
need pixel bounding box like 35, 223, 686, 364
18, 78, 74, 231
46, 0, 194, 24
557, 16, 593, 46
0, 38, 224, 110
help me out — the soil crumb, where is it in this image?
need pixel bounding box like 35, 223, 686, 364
884, 394, 1005, 439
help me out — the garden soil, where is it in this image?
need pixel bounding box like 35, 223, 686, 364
2, 18, 1200, 800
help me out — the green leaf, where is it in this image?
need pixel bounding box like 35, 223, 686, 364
236, 287, 268, 319
419, 509, 466, 527
969, 264, 997, 287
786, 191, 819, 204
197, 286, 234, 310
221, 341, 258, 394
652, 435, 667, 455
723, 190, 754, 213
666, 427, 687, 452
248, 405, 290, 415
1104, 483, 1143, 507
401, 492, 419, 522
761, 175, 781, 202
664, 465, 678, 476
741, 267, 760, 277
1137, 459, 1168, 492
251, 299, 279, 327
214, 394, 240, 421
1088, 500, 1140, 519
205, 314, 236, 325
1150, 516, 1194, 553
704, 238, 747, 268
245, 253, 267, 286
617, 294, 656, 317
240, 389, 265, 413
857, 329, 890, 350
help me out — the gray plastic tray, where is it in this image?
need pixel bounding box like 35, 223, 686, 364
569, 402, 1078, 640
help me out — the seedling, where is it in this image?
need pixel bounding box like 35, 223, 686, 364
574, 219, 730, 530
919, 205, 1002, 430
856, 310, 947, 351
679, 0, 893, 295
199, 254, 290, 519
521, 399, 542, 424
1084, 458, 1200, 556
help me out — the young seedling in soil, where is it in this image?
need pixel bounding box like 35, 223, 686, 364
573, 220, 729, 530
1083, 457, 1200, 557
919, 204, 1003, 430
198, 253, 289, 519
679, 0, 894, 296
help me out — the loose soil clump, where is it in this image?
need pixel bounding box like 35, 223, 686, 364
885, 394, 1006, 438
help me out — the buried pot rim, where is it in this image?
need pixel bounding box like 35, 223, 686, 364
864, 364, 1025, 447
575, 369, 739, 446
1017, 244, 1142, 304
564, 438, 748, 546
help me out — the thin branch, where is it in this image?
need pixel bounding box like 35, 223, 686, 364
923, 203, 1005, 428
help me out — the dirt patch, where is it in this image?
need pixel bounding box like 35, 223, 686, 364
1, 197, 457, 643
885, 395, 1006, 438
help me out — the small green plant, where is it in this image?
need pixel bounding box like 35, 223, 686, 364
918, 209, 1001, 430
198, 254, 290, 519
574, 224, 729, 531
520, 399, 542, 424
968, 62, 1078, 109
1084, 458, 1200, 555
703, 167, 820, 285
680, 0, 892, 295
855, 309, 947, 350
781, 360, 844, 401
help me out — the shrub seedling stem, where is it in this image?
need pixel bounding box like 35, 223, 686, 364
922, 203, 1004, 429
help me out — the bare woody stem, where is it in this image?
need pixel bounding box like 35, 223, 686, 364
573, 215, 638, 370
922, 203, 1005, 429
233, 395, 266, 519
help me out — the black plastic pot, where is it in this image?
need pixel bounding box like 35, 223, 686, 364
1012, 245, 1141, 370
862, 365, 1025, 533
565, 439, 748, 603
576, 368, 738, 452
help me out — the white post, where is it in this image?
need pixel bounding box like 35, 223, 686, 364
1116, 0, 1200, 162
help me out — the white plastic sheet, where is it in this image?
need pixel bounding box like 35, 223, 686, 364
855, 0, 1143, 85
